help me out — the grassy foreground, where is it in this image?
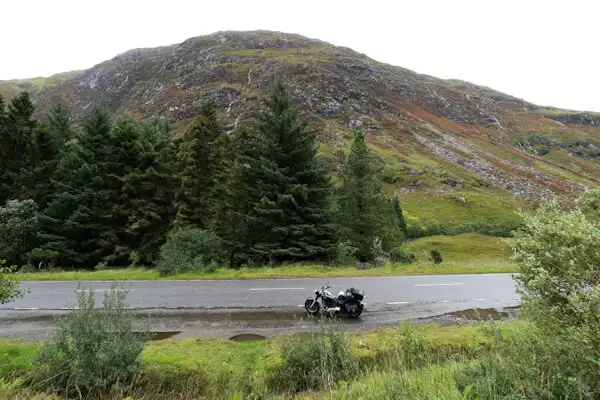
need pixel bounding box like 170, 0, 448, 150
16, 234, 515, 281
0, 322, 517, 399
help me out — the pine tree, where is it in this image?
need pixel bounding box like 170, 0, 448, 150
0, 94, 7, 204
20, 103, 71, 207
211, 126, 266, 267
103, 116, 144, 263
243, 82, 336, 263
339, 131, 388, 261
122, 117, 179, 264
35, 107, 114, 267
174, 100, 223, 229
1, 92, 37, 203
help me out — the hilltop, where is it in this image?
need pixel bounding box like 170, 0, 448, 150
2, 30, 598, 229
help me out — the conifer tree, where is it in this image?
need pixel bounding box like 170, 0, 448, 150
35, 107, 114, 267
339, 131, 388, 261
20, 103, 71, 206
1, 92, 37, 203
123, 117, 179, 264
174, 100, 223, 229
0, 94, 7, 204
211, 126, 266, 267
243, 82, 336, 263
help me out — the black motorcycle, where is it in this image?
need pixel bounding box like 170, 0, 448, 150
304, 284, 365, 318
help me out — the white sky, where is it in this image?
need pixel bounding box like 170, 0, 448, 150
2, 0, 598, 111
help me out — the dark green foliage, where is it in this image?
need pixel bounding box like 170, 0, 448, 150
0, 92, 37, 204
21, 104, 71, 207
338, 131, 393, 261
31, 286, 144, 397
35, 109, 178, 268
456, 324, 600, 400
405, 220, 522, 239
430, 249, 443, 264
242, 82, 336, 263
35, 107, 115, 267
124, 117, 179, 264
175, 100, 223, 229
393, 196, 408, 238
0, 262, 27, 304
389, 247, 416, 264
0, 199, 39, 267
157, 229, 225, 276
210, 126, 259, 267
268, 322, 359, 393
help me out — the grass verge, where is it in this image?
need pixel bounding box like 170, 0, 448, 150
0, 321, 525, 399
15, 261, 516, 281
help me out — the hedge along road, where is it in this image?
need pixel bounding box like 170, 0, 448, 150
0, 274, 519, 340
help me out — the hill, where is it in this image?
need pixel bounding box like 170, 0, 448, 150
2, 30, 598, 230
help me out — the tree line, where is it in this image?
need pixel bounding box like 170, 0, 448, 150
0, 83, 406, 271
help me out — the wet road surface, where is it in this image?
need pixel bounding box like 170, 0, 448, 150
0, 274, 519, 340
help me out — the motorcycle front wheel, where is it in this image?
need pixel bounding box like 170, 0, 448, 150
305, 298, 321, 316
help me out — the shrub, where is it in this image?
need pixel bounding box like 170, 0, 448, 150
389, 247, 416, 264
334, 240, 357, 266
0, 199, 39, 267
0, 261, 26, 304
456, 323, 600, 399
430, 249, 443, 264
508, 199, 600, 332
268, 321, 359, 393
157, 229, 225, 276
31, 285, 144, 397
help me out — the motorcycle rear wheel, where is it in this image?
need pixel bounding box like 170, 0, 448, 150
347, 304, 363, 319
305, 298, 321, 316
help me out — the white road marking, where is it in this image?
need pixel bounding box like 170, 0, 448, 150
474, 298, 486, 301
249, 288, 305, 291
61, 307, 79, 310
415, 283, 464, 287
387, 301, 410, 305
76, 289, 133, 292
441, 300, 450, 303
14, 307, 39, 310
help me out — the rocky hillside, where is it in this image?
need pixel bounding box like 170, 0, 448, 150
2, 31, 599, 228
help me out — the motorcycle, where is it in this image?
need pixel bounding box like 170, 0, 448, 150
304, 284, 365, 318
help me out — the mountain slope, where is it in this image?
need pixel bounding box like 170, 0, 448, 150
3, 30, 599, 230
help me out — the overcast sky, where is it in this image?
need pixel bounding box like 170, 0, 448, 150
2, 0, 598, 111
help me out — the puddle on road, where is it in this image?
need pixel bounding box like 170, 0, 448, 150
229, 333, 266, 342
448, 308, 509, 321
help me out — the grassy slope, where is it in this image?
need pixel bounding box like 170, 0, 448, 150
0, 322, 524, 399
16, 234, 515, 281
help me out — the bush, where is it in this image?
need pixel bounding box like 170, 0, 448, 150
0, 199, 39, 267
268, 321, 359, 393
389, 247, 416, 264
508, 198, 600, 332
405, 220, 522, 239
0, 261, 26, 304
456, 323, 600, 399
31, 285, 144, 398
334, 240, 357, 266
430, 249, 443, 264
157, 229, 225, 276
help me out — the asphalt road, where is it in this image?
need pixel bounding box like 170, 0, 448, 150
0, 274, 520, 340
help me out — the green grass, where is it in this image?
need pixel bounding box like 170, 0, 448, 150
404, 233, 508, 263
0, 321, 524, 399
16, 262, 515, 282
14, 234, 515, 281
